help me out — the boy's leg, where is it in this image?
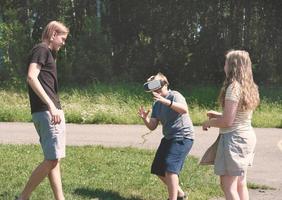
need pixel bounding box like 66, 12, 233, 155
158, 176, 185, 197
48, 161, 65, 200
31, 110, 65, 200
18, 159, 59, 200
164, 139, 193, 199
165, 172, 179, 200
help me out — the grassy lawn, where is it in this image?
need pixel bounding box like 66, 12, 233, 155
0, 145, 222, 200
0, 83, 281, 127
0, 83, 279, 199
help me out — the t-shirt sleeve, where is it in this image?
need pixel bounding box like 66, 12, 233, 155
30, 46, 48, 66
225, 82, 241, 102
173, 91, 187, 105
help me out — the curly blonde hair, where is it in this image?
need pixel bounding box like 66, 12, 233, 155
219, 50, 260, 111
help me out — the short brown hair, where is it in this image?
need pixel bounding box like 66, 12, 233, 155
147, 72, 169, 86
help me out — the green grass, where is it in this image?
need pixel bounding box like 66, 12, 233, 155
247, 182, 276, 190
0, 144, 222, 200
0, 83, 281, 127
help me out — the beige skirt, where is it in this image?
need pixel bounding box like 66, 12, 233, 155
214, 129, 256, 176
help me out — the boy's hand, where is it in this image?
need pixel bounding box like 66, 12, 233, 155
138, 106, 150, 119
48, 104, 61, 125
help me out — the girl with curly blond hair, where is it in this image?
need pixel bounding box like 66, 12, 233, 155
202, 50, 260, 200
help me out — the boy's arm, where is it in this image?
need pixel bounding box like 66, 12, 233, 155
27, 63, 61, 124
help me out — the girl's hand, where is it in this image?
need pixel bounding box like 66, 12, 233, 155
138, 106, 150, 119
202, 120, 211, 131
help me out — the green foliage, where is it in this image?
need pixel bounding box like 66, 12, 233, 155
247, 182, 275, 190
61, 83, 149, 124
0, 83, 281, 128
0, 18, 32, 82
0, 144, 222, 200
0, 88, 31, 122
1, 0, 282, 85
69, 17, 113, 84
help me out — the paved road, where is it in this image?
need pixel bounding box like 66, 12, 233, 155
0, 122, 281, 199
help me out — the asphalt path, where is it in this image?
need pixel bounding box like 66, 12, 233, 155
0, 122, 281, 199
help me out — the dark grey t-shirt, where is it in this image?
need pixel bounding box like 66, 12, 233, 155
151, 90, 194, 140
27, 43, 61, 113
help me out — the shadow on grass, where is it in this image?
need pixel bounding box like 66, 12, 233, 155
74, 187, 144, 200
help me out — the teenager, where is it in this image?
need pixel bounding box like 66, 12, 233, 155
202, 50, 260, 200
17, 21, 69, 200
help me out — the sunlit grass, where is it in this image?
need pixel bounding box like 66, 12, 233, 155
0, 144, 222, 200
0, 83, 281, 127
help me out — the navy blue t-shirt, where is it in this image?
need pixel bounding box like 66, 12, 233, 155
151, 90, 194, 140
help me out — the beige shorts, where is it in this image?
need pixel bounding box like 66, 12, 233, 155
32, 110, 66, 160
214, 129, 256, 176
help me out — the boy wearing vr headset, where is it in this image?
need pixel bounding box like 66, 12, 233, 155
139, 72, 194, 200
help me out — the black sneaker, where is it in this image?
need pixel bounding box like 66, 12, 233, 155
177, 194, 188, 200
167, 195, 187, 200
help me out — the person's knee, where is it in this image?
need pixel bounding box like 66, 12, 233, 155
220, 179, 225, 190
220, 176, 237, 192
220, 179, 231, 192
165, 172, 177, 178
237, 177, 247, 189
45, 159, 59, 169
157, 175, 165, 180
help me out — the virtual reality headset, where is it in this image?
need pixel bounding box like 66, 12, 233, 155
143, 79, 166, 92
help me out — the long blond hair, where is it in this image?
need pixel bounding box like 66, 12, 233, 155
41, 21, 69, 42
219, 50, 260, 110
